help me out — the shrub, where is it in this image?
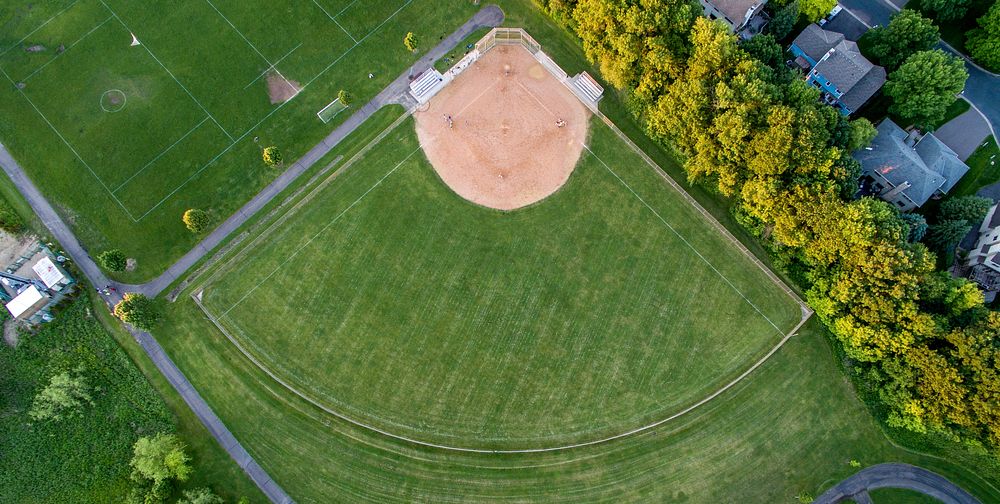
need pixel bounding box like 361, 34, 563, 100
182, 209, 210, 233
114, 293, 161, 331
404, 31, 418, 51
337, 89, 352, 106
98, 249, 128, 272
262, 146, 283, 167
177, 487, 223, 504
28, 371, 93, 422
130, 433, 192, 484
0, 198, 24, 233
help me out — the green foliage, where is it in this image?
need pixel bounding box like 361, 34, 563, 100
922, 0, 969, 20
925, 218, 971, 254
182, 209, 211, 234
28, 371, 93, 422
114, 293, 161, 331
800, 0, 836, 22
900, 212, 929, 242
739, 34, 783, 69
865, 9, 940, 70
337, 89, 352, 106
938, 195, 992, 223
131, 433, 193, 485
262, 146, 283, 167
177, 487, 224, 504
0, 197, 25, 233
0, 298, 173, 501
796, 490, 815, 503
885, 50, 968, 130
768, 0, 800, 40
846, 117, 878, 151
98, 248, 128, 272
967, 1, 1000, 72
849, 458, 862, 467
404, 31, 418, 51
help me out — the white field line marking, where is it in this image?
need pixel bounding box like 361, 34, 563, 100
310, 0, 359, 43
20, 16, 114, 82
456, 77, 502, 117
198, 286, 810, 454
202, 0, 298, 97
99, 0, 234, 142
0, 66, 138, 221
242, 42, 302, 90
333, 0, 361, 17
219, 146, 420, 317
112, 116, 210, 193
133, 0, 414, 220
583, 143, 783, 335
0, 0, 80, 57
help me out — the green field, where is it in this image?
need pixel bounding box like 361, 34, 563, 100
196, 114, 804, 449
0, 0, 479, 281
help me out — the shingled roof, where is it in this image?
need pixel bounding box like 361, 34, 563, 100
791, 23, 844, 62
813, 40, 886, 111
915, 133, 969, 194
704, 0, 761, 25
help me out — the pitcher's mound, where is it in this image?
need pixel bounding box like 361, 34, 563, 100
415, 45, 589, 211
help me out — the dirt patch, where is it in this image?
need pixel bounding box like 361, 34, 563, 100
414, 45, 589, 210
126, 258, 137, 272
3, 319, 21, 347
0, 231, 37, 269
266, 73, 301, 104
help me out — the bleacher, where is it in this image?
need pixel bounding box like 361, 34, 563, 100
409, 69, 447, 104
569, 72, 603, 108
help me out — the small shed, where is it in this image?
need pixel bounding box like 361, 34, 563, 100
6, 285, 48, 320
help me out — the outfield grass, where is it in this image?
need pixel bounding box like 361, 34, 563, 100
196, 114, 802, 449
0, 0, 479, 281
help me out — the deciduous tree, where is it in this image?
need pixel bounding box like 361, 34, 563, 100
98, 249, 128, 272
864, 9, 940, 69
921, 0, 969, 21
182, 209, 210, 233
885, 49, 968, 130
28, 371, 92, 422
800, 0, 836, 22
114, 293, 161, 331
967, 1, 1000, 71
938, 195, 992, 224
404, 32, 418, 51
130, 433, 192, 484
262, 146, 283, 167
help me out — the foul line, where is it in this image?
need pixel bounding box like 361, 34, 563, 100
333, 0, 361, 17
20, 16, 114, 83
100, 0, 234, 142
243, 42, 302, 90
310, 0, 358, 43
0, 0, 81, 57
219, 146, 421, 317
113, 116, 210, 193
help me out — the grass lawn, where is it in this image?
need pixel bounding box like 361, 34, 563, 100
198, 115, 803, 449
0, 0, 480, 282
870, 487, 944, 504
950, 135, 1000, 197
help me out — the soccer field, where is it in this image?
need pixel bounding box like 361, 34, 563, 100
0, 0, 478, 280
196, 115, 805, 450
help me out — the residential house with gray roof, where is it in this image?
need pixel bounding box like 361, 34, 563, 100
699, 0, 768, 38
855, 119, 970, 211
790, 24, 885, 115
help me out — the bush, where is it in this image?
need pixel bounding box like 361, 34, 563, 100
337, 89, 351, 106
114, 293, 161, 331
130, 433, 192, 484
404, 31, 418, 51
98, 249, 128, 272
262, 146, 283, 167
177, 487, 224, 504
182, 209, 211, 233
0, 198, 24, 233
28, 371, 93, 422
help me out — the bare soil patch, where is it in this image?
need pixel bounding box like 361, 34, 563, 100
415, 45, 589, 210
267, 73, 301, 104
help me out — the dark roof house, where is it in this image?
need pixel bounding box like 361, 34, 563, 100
855, 119, 970, 211
699, 0, 768, 38
789, 24, 885, 115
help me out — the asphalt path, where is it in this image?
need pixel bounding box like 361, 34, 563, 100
815, 463, 981, 504
0, 6, 503, 503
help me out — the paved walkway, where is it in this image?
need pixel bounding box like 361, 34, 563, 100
815, 463, 981, 504
0, 6, 503, 503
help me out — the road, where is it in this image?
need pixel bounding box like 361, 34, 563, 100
814, 463, 981, 504
837, 0, 1000, 139
0, 5, 503, 503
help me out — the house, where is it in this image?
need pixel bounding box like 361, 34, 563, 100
789, 24, 885, 115
699, 0, 768, 38
965, 203, 1000, 302
855, 119, 970, 211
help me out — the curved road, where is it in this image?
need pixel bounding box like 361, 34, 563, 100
0, 6, 503, 503
815, 463, 981, 504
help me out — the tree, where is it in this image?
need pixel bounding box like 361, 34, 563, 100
130, 433, 192, 485
337, 89, 351, 106
800, 0, 836, 22
967, 1, 1000, 72
182, 209, 210, 233
403, 31, 418, 52
262, 146, 283, 167
864, 9, 940, 70
28, 371, 92, 422
899, 212, 928, 242
845, 117, 878, 151
938, 195, 992, 224
925, 218, 972, 254
740, 34, 783, 69
98, 249, 128, 272
114, 293, 161, 331
768, 0, 799, 40
177, 488, 224, 504
885, 50, 968, 130
921, 0, 969, 21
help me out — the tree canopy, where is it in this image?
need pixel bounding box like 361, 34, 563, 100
864, 9, 940, 70
28, 371, 93, 422
884, 49, 968, 130
967, 0, 1000, 72
130, 433, 192, 485
114, 293, 161, 331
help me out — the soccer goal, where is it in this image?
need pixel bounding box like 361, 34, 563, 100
317, 97, 348, 123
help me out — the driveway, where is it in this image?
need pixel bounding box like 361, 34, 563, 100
814, 463, 981, 504
934, 103, 991, 160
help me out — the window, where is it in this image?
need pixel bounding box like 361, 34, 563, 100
825, 81, 831, 86
896, 201, 905, 207
710, 13, 717, 19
